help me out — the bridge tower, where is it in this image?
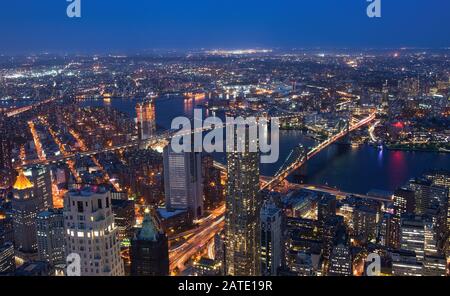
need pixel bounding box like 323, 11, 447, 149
336, 118, 351, 145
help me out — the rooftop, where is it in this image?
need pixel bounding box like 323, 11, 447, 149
13, 171, 33, 190
68, 186, 108, 197
137, 211, 158, 241
157, 208, 187, 220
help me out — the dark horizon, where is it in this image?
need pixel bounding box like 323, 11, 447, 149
1, 47, 450, 58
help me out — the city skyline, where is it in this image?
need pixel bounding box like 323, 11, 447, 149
0, 1, 449, 281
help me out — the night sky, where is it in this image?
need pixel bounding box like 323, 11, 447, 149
0, 0, 449, 54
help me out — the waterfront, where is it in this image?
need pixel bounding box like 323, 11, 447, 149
81, 97, 450, 195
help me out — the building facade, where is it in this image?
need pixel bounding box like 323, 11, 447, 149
36, 209, 65, 266
11, 171, 42, 256
136, 99, 156, 141
260, 202, 282, 276
225, 125, 260, 276
63, 187, 124, 276
130, 210, 169, 276
163, 145, 203, 221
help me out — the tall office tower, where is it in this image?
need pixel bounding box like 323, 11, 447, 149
11, 171, 42, 256
317, 194, 336, 222
409, 179, 448, 217
381, 80, 389, 109
327, 233, 352, 276
424, 205, 447, 252
225, 123, 260, 276
0, 132, 12, 171
322, 216, 344, 261
25, 165, 53, 210
63, 187, 124, 276
0, 242, 15, 275
136, 99, 156, 141
425, 171, 450, 232
423, 253, 447, 276
0, 132, 13, 187
352, 205, 378, 243
377, 213, 396, 248
400, 214, 436, 262
130, 210, 169, 276
36, 209, 65, 266
393, 188, 416, 216
163, 145, 203, 222
391, 250, 423, 276
392, 188, 416, 248
260, 202, 283, 276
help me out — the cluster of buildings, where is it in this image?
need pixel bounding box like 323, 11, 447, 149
0, 170, 171, 276
202, 170, 449, 277
0, 51, 449, 277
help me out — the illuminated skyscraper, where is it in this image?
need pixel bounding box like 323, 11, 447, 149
25, 165, 53, 210
63, 187, 124, 276
400, 214, 437, 262
225, 123, 260, 276
392, 188, 416, 248
423, 253, 447, 276
391, 250, 423, 276
163, 145, 203, 222
425, 171, 450, 232
0, 131, 13, 188
394, 188, 416, 216
381, 80, 389, 109
11, 171, 42, 257
136, 99, 156, 141
352, 205, 378, 243
327, 231, 352, 276
260, 202, 282, 276
36, 209, 65, 266
0, 130, 12, 171
377, 213, 396, 248
409, 179, 448, 217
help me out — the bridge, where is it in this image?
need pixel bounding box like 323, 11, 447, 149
261, 111, 377, 191
5, 98, 57, 118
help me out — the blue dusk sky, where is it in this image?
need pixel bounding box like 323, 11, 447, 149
0, 0, 449, 54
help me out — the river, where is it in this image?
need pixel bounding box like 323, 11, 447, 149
80, 97, 450, 195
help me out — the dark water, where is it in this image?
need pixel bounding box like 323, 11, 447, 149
81, 97, 450, 195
